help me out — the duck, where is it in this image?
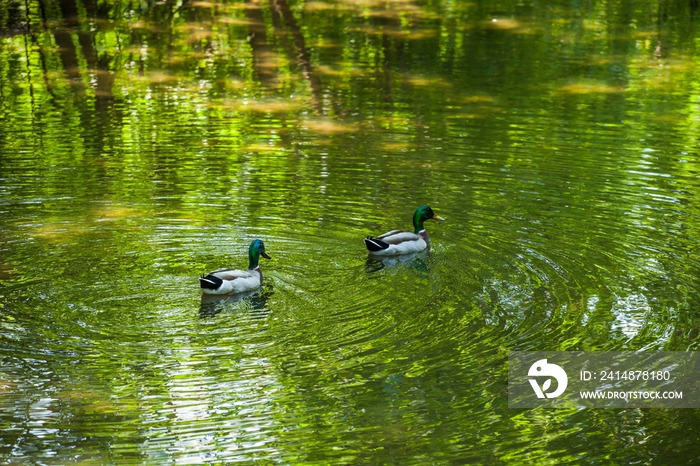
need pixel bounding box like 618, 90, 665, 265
199, 239, 271, 295
364, 205, 444, 256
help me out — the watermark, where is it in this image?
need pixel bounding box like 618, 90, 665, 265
528, 359, 568, 398
509, 352, 700, 408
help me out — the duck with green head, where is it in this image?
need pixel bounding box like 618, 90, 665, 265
199, 239, 271, 295
364, 205, 444, 255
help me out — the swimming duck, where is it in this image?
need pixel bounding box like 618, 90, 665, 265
364, 205, 444, 256
199, 239, 271, 295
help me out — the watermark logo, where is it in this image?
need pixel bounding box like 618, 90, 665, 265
528, 359, 568, 398
510, 352, 693, 408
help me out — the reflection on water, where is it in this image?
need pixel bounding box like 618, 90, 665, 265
365, 251, 429, 274
199, 288, 271, 318
2, 0, 700, 463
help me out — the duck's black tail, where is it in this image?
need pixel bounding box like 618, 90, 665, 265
199, 274, 223, 290
364, 236, 390, 252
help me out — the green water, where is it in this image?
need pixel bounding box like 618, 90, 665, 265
2, 0, 700, 463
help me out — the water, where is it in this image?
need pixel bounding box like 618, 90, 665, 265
2, 0, 700, 463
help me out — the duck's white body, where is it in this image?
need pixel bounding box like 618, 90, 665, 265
364, 206, 443, 256
200, 239, 270, 295
364, 230, 429, 256
200, 267, 263, 295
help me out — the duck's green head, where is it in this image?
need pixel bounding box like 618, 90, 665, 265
248, 239, 271, 269
412, 205, 444, 233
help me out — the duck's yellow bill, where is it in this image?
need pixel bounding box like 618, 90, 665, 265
433, 214, 445, 221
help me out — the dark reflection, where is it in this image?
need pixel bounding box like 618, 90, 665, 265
247, 0, 279, 87
269, 0, 323, 111
199, 287, 271, 319
365, 251, 429, 274
0, 255, 15, 281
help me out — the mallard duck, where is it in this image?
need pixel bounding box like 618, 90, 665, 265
364, 205, 444, 256
199, 239, 271, 295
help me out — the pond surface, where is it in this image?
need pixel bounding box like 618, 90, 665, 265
2, 0, 700, 463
